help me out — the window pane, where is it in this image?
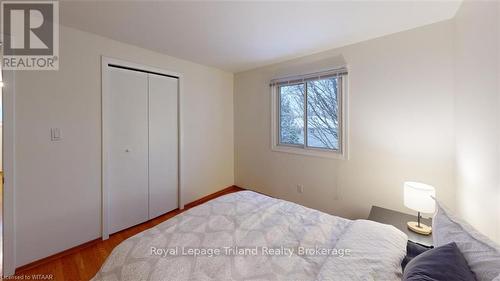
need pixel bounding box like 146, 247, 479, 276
279, 84, 304, 145
307, 78, 340, 150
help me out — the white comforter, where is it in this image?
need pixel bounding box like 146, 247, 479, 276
92, 191, 407, 281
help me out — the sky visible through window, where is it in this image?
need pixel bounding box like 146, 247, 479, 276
279, 84, 304, 145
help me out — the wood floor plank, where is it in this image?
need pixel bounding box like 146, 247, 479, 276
79, 247, 101, 281
12, 186, 243, 281
60, 254, 82, 281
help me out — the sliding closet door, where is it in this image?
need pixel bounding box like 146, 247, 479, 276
108, 67, 149, 234
148, 73, 179, 219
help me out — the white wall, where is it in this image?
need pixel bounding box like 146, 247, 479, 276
0, 66, 2, 172
0, 124, 3, 171
454, 0, 500, 242
234, 21, 456, 220
13, 25, 234, 267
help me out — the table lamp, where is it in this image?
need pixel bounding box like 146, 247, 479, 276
403, 181, 435, 235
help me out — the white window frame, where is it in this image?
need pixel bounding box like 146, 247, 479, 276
270, 69, 348, 160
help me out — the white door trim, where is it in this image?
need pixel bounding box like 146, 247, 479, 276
101, 56, 183, 240
2, 62, 16, 276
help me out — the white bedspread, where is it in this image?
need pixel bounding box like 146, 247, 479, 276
92, 191, 407, 281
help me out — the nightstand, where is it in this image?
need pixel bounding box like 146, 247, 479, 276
368, 205, 433, 247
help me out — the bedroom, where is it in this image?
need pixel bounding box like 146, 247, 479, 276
0, 0, 499, 280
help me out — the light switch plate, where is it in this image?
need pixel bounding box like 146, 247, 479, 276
50, 128, 62, 141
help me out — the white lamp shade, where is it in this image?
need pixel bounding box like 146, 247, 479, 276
404, 182, 436, 213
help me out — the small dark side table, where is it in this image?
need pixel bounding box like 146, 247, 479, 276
368, 205, 433, 247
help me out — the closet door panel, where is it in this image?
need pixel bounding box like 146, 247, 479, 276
148, 74, 179, 218
108, 67, 149, 234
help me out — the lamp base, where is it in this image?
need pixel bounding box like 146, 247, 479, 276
407, 221, 432, 235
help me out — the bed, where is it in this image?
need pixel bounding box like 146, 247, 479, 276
92, 191, 408, 280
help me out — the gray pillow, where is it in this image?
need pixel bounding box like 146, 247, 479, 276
433, 201, 500, 281
403, 242, 476, 281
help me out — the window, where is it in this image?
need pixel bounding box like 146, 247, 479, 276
271, 68, 347, 158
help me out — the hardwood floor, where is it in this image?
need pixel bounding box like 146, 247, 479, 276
11, 186, 243, 281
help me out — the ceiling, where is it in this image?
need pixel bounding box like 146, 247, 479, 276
60, 1, 462, 73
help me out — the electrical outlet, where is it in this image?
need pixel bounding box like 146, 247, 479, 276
297, 184, 304, 193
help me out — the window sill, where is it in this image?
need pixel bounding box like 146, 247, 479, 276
271, 144, 347, 160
